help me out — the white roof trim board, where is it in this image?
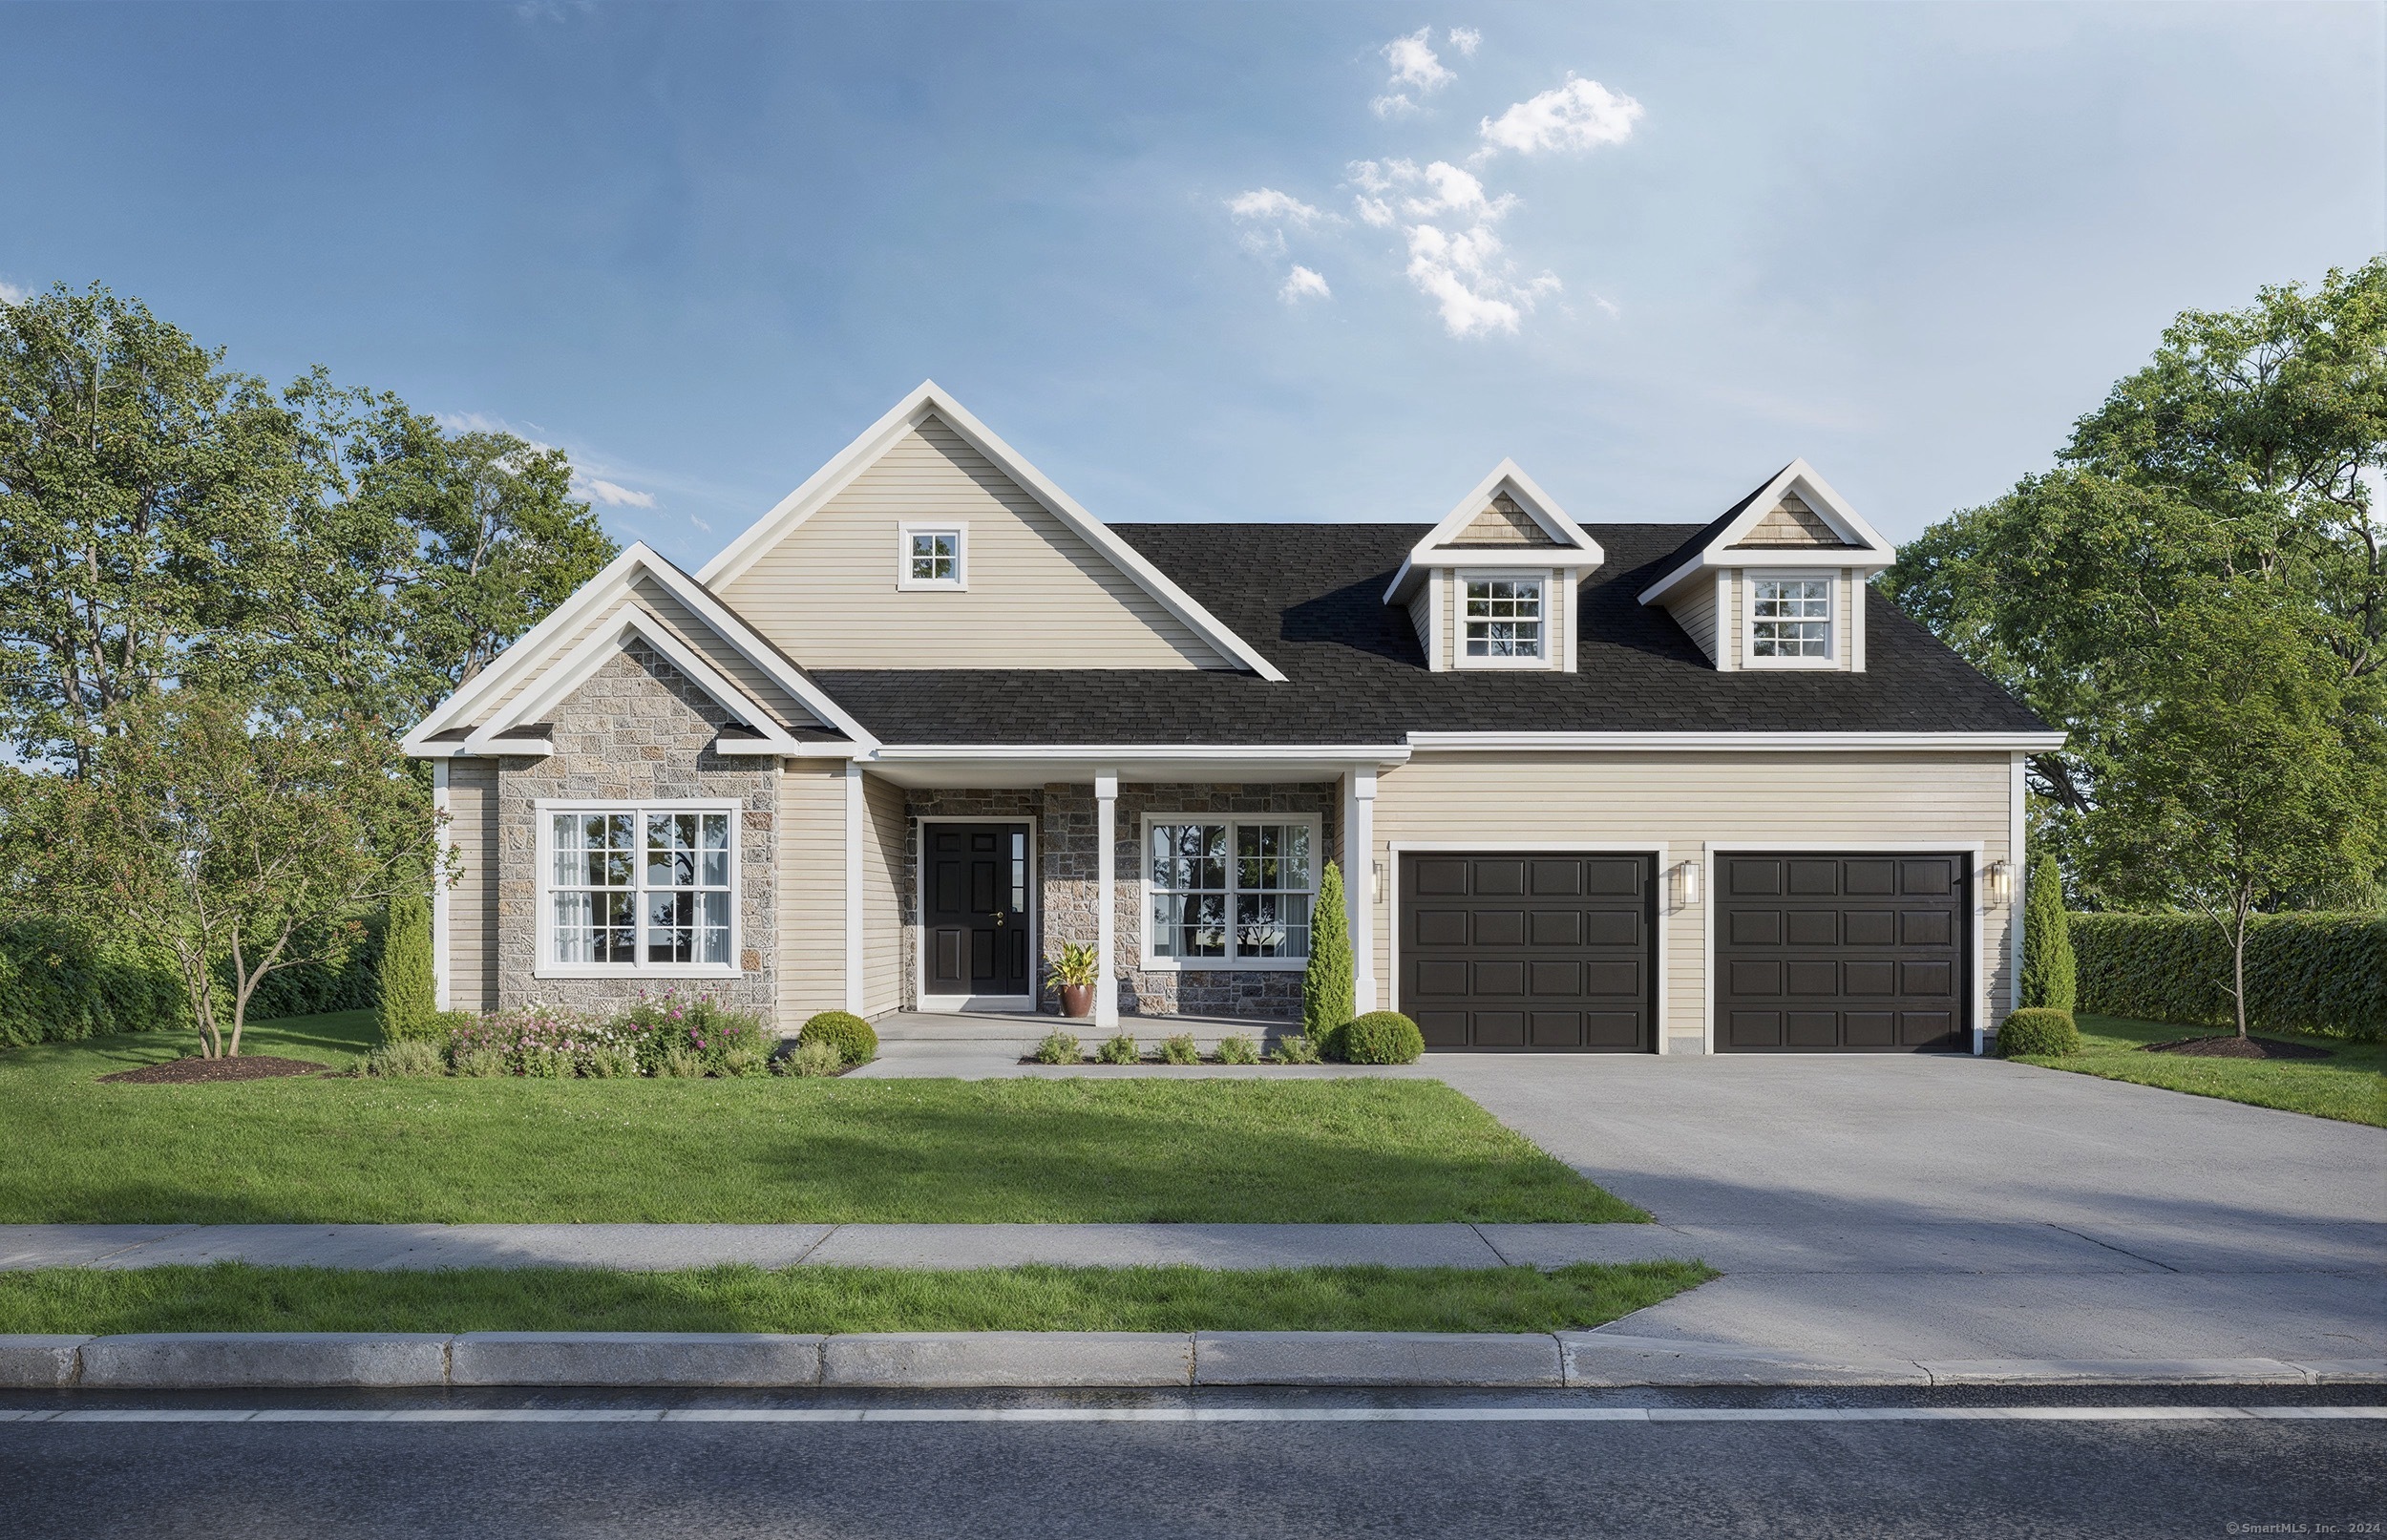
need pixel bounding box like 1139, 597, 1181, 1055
401, 543, 878, 757
1637, 458, 1898, 607
696, 381, 1288, 683
1384, 459, 1604, 603
1405, 730, 2069, 752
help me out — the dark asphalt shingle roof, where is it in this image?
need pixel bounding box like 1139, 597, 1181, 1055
807, 522, 2046, 746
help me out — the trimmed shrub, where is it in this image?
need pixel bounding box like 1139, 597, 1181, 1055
375, 891, 439, 1043
1338, 1011, 1425, 1065
1997, 1007, 2081, 1058
1032, 1031, 1082, 1065
775, 1039, 847, 1078
2019, 855, 2076, 1013
1303, 861, 1355, 1040
798, 1009, 878, 1067
1215, 1033, 1259, 1065
1159, 1033, 1200, 1065
2070, 913, 2384, 1040
0, 918, 186, 1047
1096, 1033, 1140, 1065
364, 1038, 448, 1078
1269, 1034, 1323, 1065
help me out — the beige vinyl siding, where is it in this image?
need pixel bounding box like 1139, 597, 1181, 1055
717, 415, 1230, 669
1726, 570, 1743, 663
1405, 585, 1435, 662
1732, 492, 1848, 548
1455, 495, 1554, 546
444, 759, 500, 1012
776, 761, 850, 1023
1665, 579, 1720, 665
1367, 751, 2016, 1044
861, 771, 907, 1015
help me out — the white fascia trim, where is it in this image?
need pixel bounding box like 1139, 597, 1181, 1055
402, 542, 877, 755
466, 609, 813, 757
868, 744, 1414, 765
1403, 731, 2069, 753
1636, 458, 1896, 608
1384, 459, 1602, 605
696, 381, 1287, 682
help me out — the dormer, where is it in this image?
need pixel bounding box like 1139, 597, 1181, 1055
1637, 459, 1896, 673
1384, 461, 1605, 673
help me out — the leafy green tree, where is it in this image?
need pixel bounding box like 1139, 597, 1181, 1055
375, 888, 439, 1044
18, 692, 442, 1058
2082, 601, 2382, 1037
2019, 853, 2076, 1013
1303, 861, 1354, 1040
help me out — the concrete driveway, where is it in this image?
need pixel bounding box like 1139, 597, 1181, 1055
1427, 1053, 2387, 1362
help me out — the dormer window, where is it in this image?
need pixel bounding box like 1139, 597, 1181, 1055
1463, 576, 1544, 663
899, 524, 966, 590
1748, 574, 1833, 665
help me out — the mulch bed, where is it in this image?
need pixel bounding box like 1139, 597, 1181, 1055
98, 1054, 335, 1085
2141, 1035, 2334, 1062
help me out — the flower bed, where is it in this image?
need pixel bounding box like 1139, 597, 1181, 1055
372, 992, 774, 1080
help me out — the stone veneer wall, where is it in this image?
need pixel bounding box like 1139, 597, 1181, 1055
495, 641, 777, 1016
895, 782, 1339, 1020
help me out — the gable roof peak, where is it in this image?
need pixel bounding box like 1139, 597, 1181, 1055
1636, 457, 1897, 607
1383, 459, 1605, 603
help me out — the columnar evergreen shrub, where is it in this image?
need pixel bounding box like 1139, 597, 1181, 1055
2069, 913, 2384, 1040
1303, 862, 1355, 1041
375, 892, 439, 1043
798, 1009, 878, 1066
1996, 1007, 2081, 1058
1338, 1011, 1425, 1065
2019, 854, 2076, 1013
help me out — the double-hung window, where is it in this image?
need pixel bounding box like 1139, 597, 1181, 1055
542, 802, 736, 974
1145, 818, 1317, 968
1463, 577, 1544, 662
1748, 576, 1832, 661
899, 524, 965, 589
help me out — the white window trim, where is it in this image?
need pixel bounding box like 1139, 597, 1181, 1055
1137, 812, 1323, 973
534, 797, 744, 980
898, 522, 968, 591
1741, 570, 1838, 669
1453, 570, 1552, 670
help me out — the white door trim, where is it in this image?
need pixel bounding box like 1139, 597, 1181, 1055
914, 815, 1040, 1013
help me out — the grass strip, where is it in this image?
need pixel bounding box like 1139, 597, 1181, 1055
2010, 1015, 2386, 1129
0, 1011, 1642, 1224
0, 1260, 1714, 1336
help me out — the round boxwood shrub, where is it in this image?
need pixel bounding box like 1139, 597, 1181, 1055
1338, 1011, 1425, 1065
798, 1009, 877, 1066
1997, 1007, 2080, 1059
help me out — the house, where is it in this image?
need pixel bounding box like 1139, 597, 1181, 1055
403, 383, 2060, 1054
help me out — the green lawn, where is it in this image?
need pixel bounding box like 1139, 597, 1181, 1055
0, 1011, 1641, 1224
0, 1259, 1710, 1336
2010, 1014, 2387, 1129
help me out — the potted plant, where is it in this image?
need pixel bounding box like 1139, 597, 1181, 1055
1048, 941, 1099, 1018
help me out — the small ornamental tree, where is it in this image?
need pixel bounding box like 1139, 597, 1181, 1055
2019, 853, 2077, 1013
375, 888, 439, 1043
1303, 861, 1354, 1041
29, 692, 444, 1058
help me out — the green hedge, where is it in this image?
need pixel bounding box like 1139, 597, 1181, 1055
0, 920, 188, 1047
2069, 912, 2385, 1041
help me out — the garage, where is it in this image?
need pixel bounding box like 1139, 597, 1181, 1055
1716, 852, 1970, 1052
1400, 853, 1656, 1052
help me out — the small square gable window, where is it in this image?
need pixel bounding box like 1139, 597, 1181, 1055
899, 524, 966, 590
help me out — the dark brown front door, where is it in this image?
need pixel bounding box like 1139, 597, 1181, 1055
1401, 853, 1657, 1052
924, 822, 1033, 1000
1715, 852, 1970, 1052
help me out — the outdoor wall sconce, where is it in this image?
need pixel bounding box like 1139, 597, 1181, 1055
1372, 861, 1386, 903
1669, 860, 1701, 908
1983, 860, 2011, 907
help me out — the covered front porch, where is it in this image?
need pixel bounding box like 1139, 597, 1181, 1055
852, 746, 1406, 1028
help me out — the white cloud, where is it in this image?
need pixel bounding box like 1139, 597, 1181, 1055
1477, 75, 1643, 158
1279, 266, 1332, 304
0, 280, 26, 306
1593, 295, 1621, 318
1404, 222, 1560, 338
1354, 196, 1395, 228
1370, 93, 1418, 119
1238, 227, 1288, 257
1226, 187, 1322, 224
434, 411, 661, 509
580, 477, 657, 509
1402, 160, 1514, 222
1447, 27, 1481, 55
1383, 27, 1454, 93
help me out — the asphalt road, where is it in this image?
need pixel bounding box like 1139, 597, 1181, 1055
4, 1390, 2381, 1539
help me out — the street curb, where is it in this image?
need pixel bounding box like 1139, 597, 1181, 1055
3, 1333, 2379, 1390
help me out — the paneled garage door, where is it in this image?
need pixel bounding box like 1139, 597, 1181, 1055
1716, 852, 1970, 1053
1400, 853, 1656, 1052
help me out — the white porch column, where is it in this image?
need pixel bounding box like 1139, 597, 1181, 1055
844, 761, 865, 1015
1346, 769, 1378, 1014
1095, 771, 1120, 1029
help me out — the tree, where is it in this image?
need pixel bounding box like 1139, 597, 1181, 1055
375, 888, 439, 1044
19, 691, 441, 1058
2082, 601, 2382, 1037
1303, 861, 1355, 1040
2019, 853, 2076, 1013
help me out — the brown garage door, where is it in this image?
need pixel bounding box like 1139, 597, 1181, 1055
1717, 852, 1970, 1053
1401, 853, 1656, 1052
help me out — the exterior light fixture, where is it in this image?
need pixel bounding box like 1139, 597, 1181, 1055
1983, 860, 2011, 907
1671, 860, 1701, 908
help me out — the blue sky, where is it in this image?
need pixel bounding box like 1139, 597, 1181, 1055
2, 2, 2379, 566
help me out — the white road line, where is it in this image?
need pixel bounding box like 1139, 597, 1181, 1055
0, 1405, 2379, 1426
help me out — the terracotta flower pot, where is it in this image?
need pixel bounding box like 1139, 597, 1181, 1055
1060, 983, 1094, 1018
